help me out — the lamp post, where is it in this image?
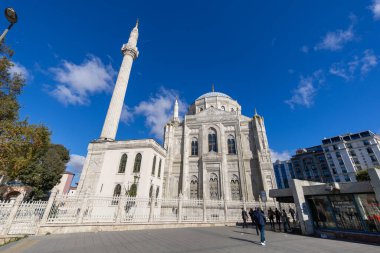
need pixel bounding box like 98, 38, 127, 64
0, 7, 18, 44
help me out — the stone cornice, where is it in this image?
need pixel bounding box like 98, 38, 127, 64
90, 139, 166, 156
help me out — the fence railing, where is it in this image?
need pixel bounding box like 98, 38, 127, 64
0, 193, 278, 236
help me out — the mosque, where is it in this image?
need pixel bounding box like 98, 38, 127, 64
76, 21, 276, 202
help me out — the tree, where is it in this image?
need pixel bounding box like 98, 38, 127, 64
356, 170, 370, 182
0, 44, 69, 199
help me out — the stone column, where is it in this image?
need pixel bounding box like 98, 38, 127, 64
181, 124, 190, 198
100, 23, 139, 141
288, 179, 314, 235
219, 123, 229, 200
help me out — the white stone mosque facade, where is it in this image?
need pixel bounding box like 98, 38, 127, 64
76, 22, 276, 202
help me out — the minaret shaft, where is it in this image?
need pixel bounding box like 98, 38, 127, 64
100, 23, 139, 140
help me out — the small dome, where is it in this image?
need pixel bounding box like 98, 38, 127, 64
197, 92, 231, 100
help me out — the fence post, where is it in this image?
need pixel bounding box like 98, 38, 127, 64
77, 192, 89, 223
116, 195, 124, 223
224, 199, 228, 222
148, 196, 155, 222
202, 198, 207, 222
177, 194, 183, 223
40, 189, 58, 226
2, 193, 25, 235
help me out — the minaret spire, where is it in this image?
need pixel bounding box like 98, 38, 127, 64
100, 23, 140, 141
173, 98, 179, 121
212, 83, 215, 92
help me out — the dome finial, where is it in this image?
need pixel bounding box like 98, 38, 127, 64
212, 83, 215, 92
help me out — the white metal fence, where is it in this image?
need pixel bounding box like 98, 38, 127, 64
0, 193, 278, 236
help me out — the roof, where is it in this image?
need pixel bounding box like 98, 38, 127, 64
197, 92, 231, 100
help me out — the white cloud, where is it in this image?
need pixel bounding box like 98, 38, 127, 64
270, 149, 291, 162
120, 104, 134, 124
314, 17, 355, 51
49, 55, 116, 105
133, 87, 187, 140
285, 70, 324, 109
67, 154, 86, 174
9, 62, 30, 80
371, 0, 380, 20
329, 49, 378, 80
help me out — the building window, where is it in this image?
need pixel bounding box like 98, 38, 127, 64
221, 106, 225, 111
199, 107, 203, 112
149, 185, 153, 198
363, 140, 370, 146
191, 137, 198, 156
151, 156, 156, 175
133, 153, 142, 173
118, 154, 127, 173
367, 147, 374, 154
335, 152, 341, 158
208, 128, 218, 152
370, 155, 378, 162
230, 175, 241, 200
190, 176, 198, 199
113, 184, 122, 196
227, 135, 236, 154
156, 187, 160, 199
158, 159, 162, 178
209, 173, 219, 200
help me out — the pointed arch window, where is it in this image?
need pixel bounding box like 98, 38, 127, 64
118, 154, 127, 173
208, 128, 218, 152
133, 153, 142, 173
151, 156, 156, 175
230, 175, 241, 200
156, 187, 160, 198
149, 185, 153, 198
158, 159, 162, 178
190, 176, 198, 199
227, 135, 236, 154
191, 137, 198, 156
113, 184, 122, 196
209, 173, 219, 200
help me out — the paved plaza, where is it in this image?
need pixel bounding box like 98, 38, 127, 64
1, 226, 379, 253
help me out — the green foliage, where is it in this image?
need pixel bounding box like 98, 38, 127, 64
0, 44, 69, 199
128, 184, 137, 197
356, 170, 370, 182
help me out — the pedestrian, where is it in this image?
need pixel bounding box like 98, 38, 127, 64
289, 207, 296, 222
275, 208, 281, 231
281, 209, 291, 232
241, 208, 249, 228
249, 208, 259, 235
254, 207, 266, 246
268, 207, 275, 229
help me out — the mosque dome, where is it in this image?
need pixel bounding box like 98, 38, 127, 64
197, 91, 232, 100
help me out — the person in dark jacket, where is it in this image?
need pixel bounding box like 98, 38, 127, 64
275, 208, 281, 231
268, 207, 275, 229
241, 208, 249, 228
254, 207, 266, 246
249, 208, 259, 235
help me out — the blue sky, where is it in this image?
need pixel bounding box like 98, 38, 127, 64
4, 1, 380, 180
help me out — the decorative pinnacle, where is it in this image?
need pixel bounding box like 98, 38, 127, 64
254, 107, 258, 116
212, 83, 215, 92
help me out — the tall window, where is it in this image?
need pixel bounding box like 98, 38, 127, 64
208, 128, 218, 152
209, 173, 219, 200
227, 135, 236, 154
113, 184, 121, 196
152, 156, 156, 175
191, 137, 198, 156
118, 154, 127, 173
190, 176, 198, 199
149, 185, 153, 198
158, 159, 162, 178
156, 187, 160, 198
133, 153, 142, 173
230, 175, 241, 200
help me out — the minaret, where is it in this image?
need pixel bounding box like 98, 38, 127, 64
100, 21, 139, 141
173, 98, 179, 121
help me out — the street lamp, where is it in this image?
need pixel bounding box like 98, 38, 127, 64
0, 7, 18, 44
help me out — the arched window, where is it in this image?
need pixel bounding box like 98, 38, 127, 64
113, 184, 121, 196
227, 135, 236, 154
133, 153, 142, 173
190, 176, 198, 199
199, 107, 204, 112
209, 173, 219, 200
158, 159, 162, 178
208, 128, 218, 152
156, 187, 160, 198
191, 137, 198, 156
118, 154, 127, 173
230, 175, 241, 200
221, 106, 225, 111
151, 156, 156, 175
149, 185, 153, 198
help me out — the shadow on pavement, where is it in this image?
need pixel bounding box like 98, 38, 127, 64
229, 237, 262, 245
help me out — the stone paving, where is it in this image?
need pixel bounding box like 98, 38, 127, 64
1, 226, 379, 253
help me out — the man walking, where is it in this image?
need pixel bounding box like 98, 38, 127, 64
268, 207, 275, 230
241, 208, 249, 228
249, 208, 259, 235
254, 207, 266, 246
289, 207, 296, 222
275, 208, 281, 231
